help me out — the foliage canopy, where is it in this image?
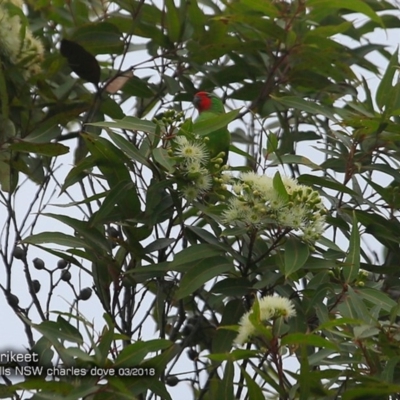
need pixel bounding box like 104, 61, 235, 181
2, 0, 400, 399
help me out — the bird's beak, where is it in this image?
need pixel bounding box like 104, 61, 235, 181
193, 94, 200, 108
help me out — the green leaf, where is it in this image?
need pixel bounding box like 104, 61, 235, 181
241, 369, 265, 400
42, 214, 111, 253
357, 288, 397, 313
0, 384, 15, 399
165, 0, 181, 42
171, 243, 223, 269
123, 76, 154, 98
381, 356, 400, 383
211, 277, 252, 296
60, 155, 96, 192
268, 154, 321, 170
96, 318, 115, 365
62, 384, 100, 400
14, 380, 73, 395
343, 287, 374, 322
91, 180, 137, 225
144, 238, 175, 253
273, 171, 289, 202
81, 134, 133, 190
187, 0, 206, 38
212, 299, 245, 354
126, 262, 168, 281
207, 349, 258, 362
186, 226, 233, 252
9, 141, 69, 156
22, 232, 87, 249
317, 318, 363, 331
64, 347, 95, 363
193, 109, 240, 136
284, 237, 309, 277
376, 48, 399, 111
305, 21, 353, 38
299, 346, 311, 400
100, 96, 124, 119
140, 344, 180, 377
56, 316, 84, 343
88, 116, 156, 135
174, 256, 233, 299
115, 339, 171, 367
71, 22, 124, 54
342, 384, 400, 400
106, 129, 151, 167
24, 119, 61, 143
272, 95, 339, 122
353, 324, 380, 340
343, 212, 360, 283
0, 62, 9, 119
363, 163, 400, 183
298, 174, 359, 197
240, 0, 279, 16
0, 151, 12, 192
217, 361, 234, 400
308, 0, 382, 24
152, 147, 175, 172
31, 320, 82, 366
281, 333, 338, 350
144, 180, 174, 225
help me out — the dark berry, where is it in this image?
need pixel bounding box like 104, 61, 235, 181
165, 376, 179, 387
107, 227, 119, 238
78, 288, 92, 300
57, 259, 68, 269
33, 258, 45, 270
7, 293, 19, 307
60, 270, 71, 282
182, 324, 193, 337
13, 247, 25, 260
187, 349, 198, 361
32, 280, 41, 293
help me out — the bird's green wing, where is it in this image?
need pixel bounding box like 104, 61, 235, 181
195, 110, 230, 165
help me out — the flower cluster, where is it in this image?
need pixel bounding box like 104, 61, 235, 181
234, 295, 296, 345
0, 0, 44, 79
171, 135, 213, 201
222, 172, 325, 242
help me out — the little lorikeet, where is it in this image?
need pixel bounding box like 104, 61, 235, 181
193, 91, 230, 166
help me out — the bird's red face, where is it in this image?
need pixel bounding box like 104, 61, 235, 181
193, 91, 212, 113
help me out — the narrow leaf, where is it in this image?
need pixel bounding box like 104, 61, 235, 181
106, 129, 151, 167
273, 171, 289, 202
281, 333, 338, 350
308, 0, 382, 24
241, 369, 265, 400
284, 237, 309, 277
272, 95, 339, 122
193, 109, 240, 136
115, 339, 171, 367
9, 141, 69, 156
89, 116, 156, 135
343, 212, 360, 283
376, 48, 399, 111
174, 256, 233, 299
217, 361, 234, 400
22, 232, 86, 248
171, 243, 223, 269
152, 147, 175, 173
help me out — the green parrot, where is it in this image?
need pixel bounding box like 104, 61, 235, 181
193, 91, 230, 166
